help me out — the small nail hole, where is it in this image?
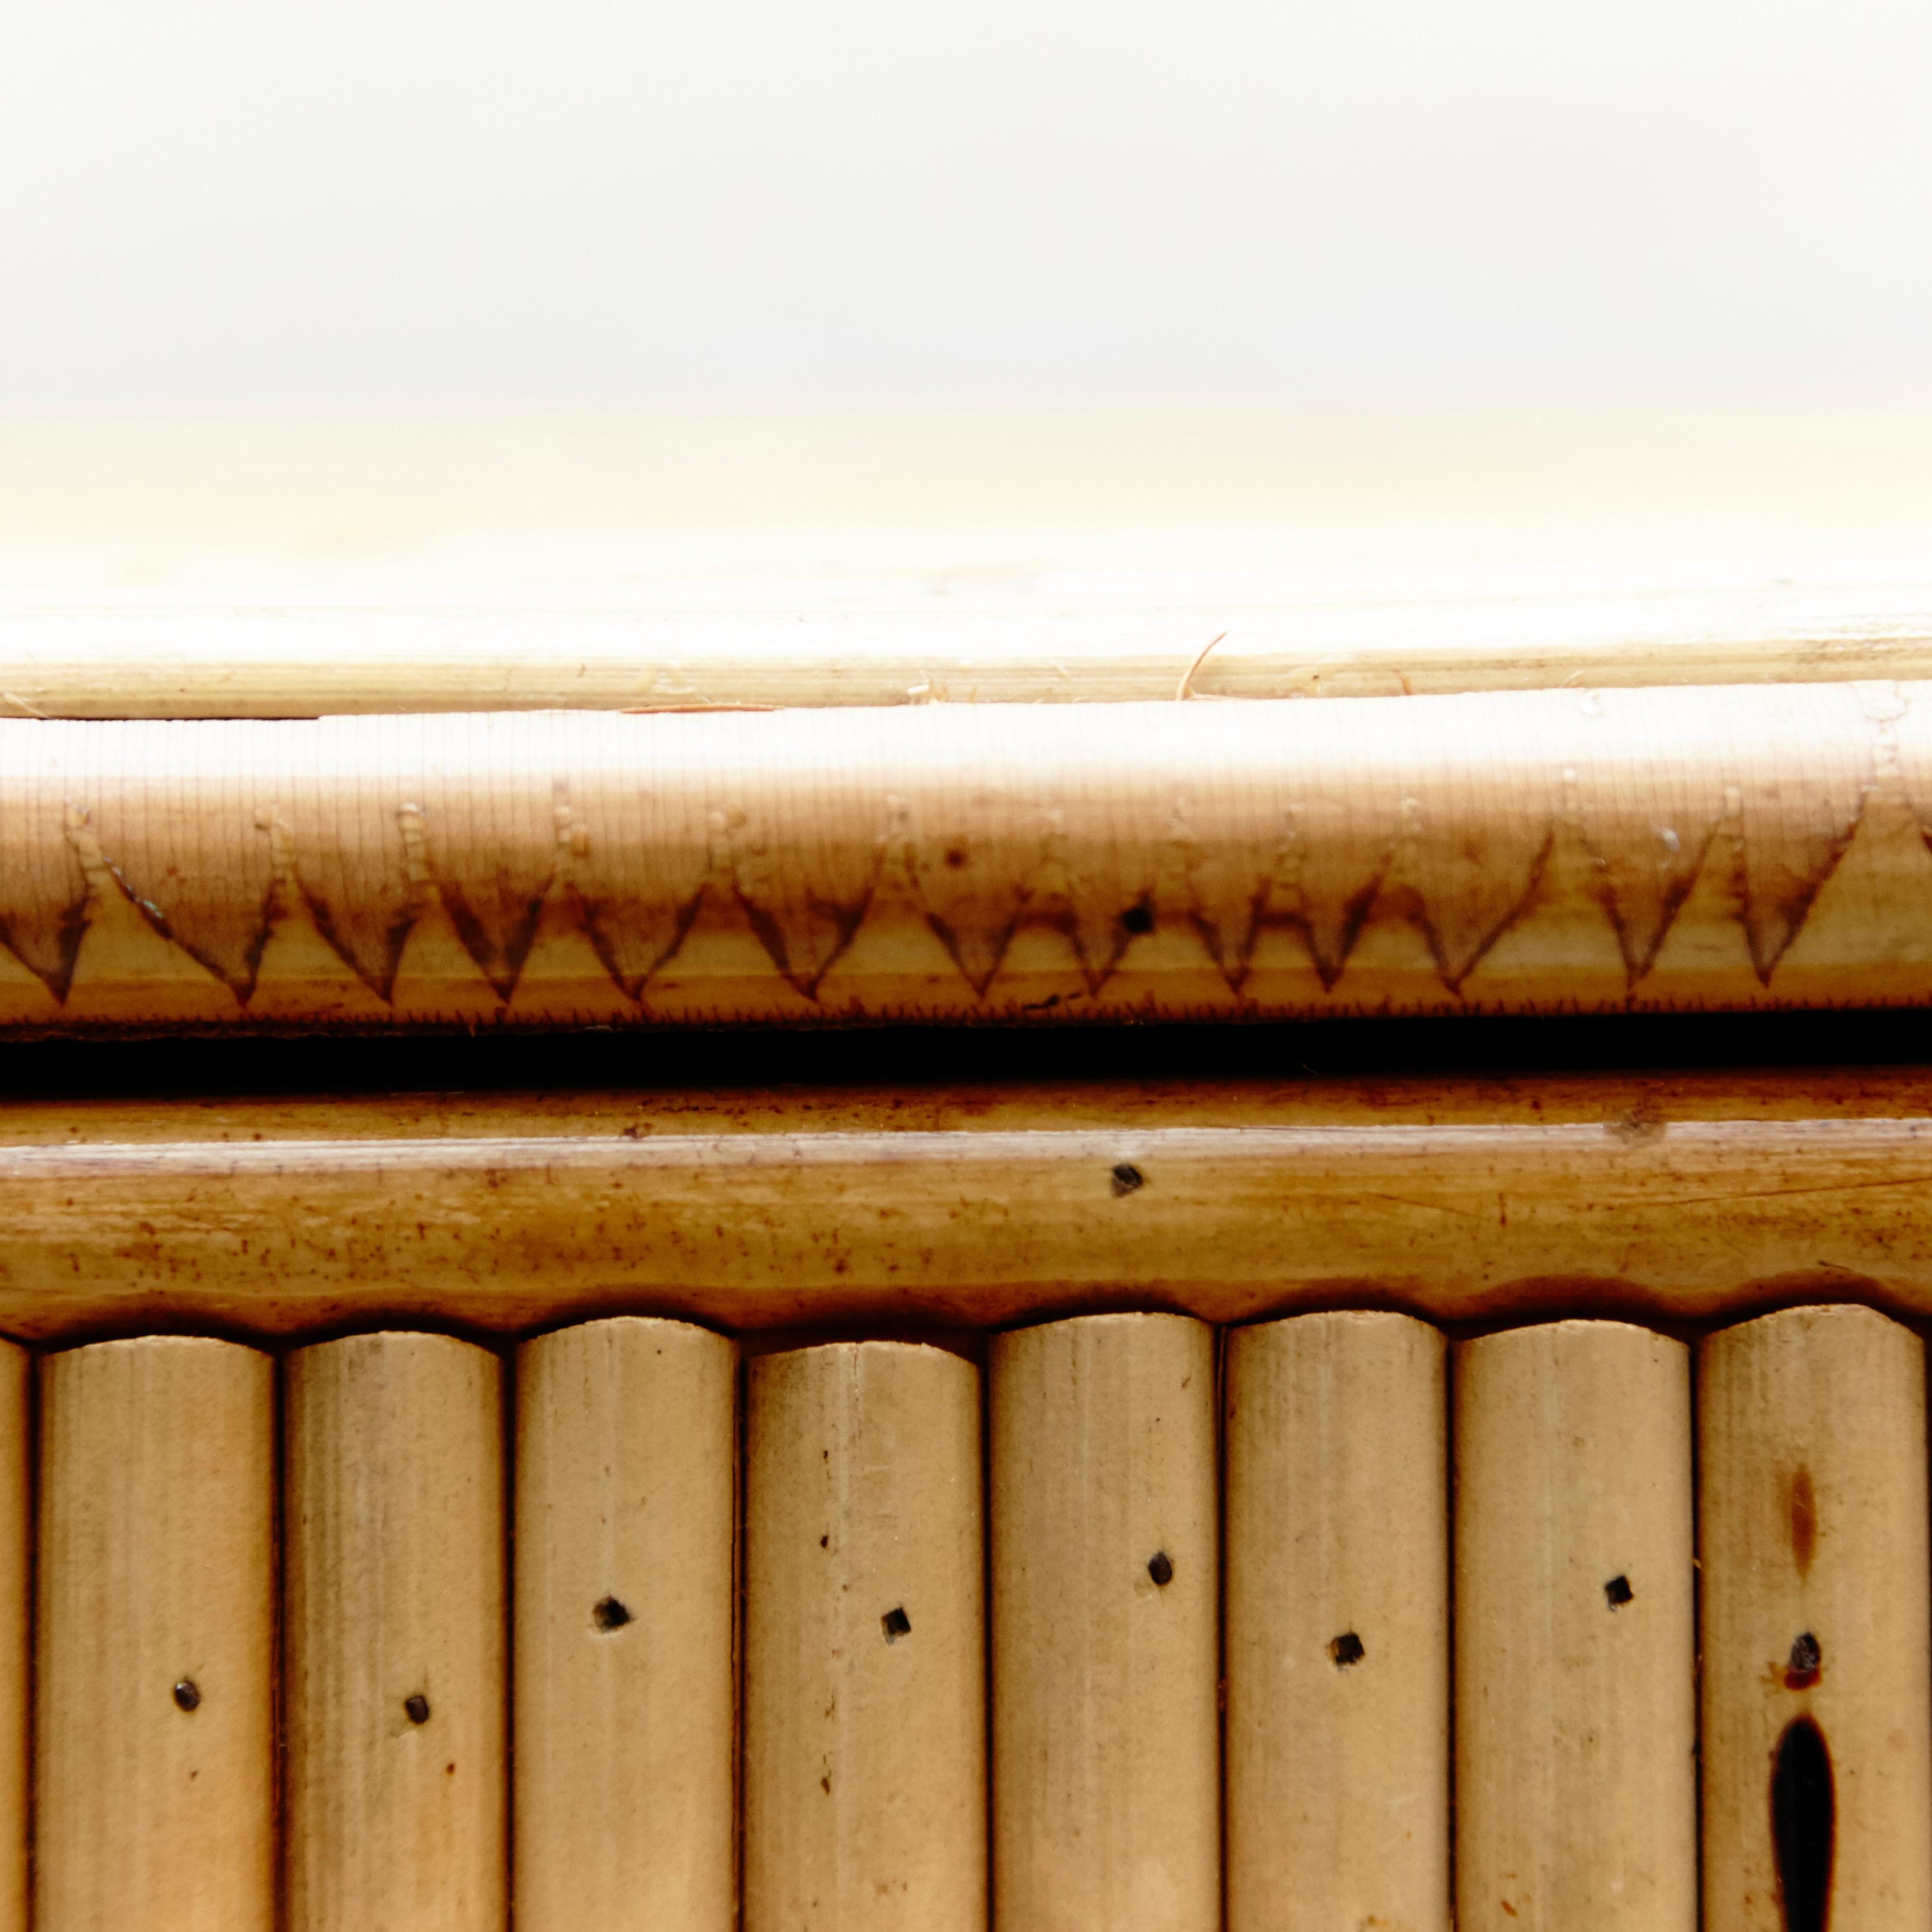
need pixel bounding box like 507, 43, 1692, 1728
404, 1694, 430, 1725
172, 1679, 201, 1712
1329, 1632, 1365, 1667
881, 1606, 911, 1642
1785, 1631, 1823, 1689
1603, 1574, 1634, 1608
593, 1596, 633, 1633
1111, 1163, 1146, 1197
1147, 1551, 1174, 1587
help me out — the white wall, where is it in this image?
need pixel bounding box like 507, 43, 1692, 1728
2, 0, 1928, 406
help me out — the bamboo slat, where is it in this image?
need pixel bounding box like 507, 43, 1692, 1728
283, 1333, 508, 1932
514, 1318, 738, 1932
4, 681, 1932, 1030
0, 1346, 25, 1932
1699, 1305, 1932, 1932
1454, 1320, 1698, 1932
7, 1073, 1932, 1336
744, 1342, 985, 1932
35, 1338, 276, 1932
990, 1312, 1220, 1932
1223, 1311, 1450, 1932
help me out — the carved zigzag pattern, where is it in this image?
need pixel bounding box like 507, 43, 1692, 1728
0, 682, 1925, 1019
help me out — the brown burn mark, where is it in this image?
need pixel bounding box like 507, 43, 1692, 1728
1787, 1467, 1818, 1575
1772, 1715, 1834, 1932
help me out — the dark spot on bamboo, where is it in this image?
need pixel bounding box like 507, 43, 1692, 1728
1603, 1574, 1634, 1608
1789, 1467, 1818, 1575
1784, 1632, 1823, 1691
593, 1595, 633, 1632
172, 1679, 201, 1712
1111, 1163, 1145, 1197
445, 1762, 456, 1774
1772, 1715, 1833, 1932
881, 1606, 911, 1642
944, 844, 969, 870
1329, 1631, 1365, 1667
1148, 1551, 1174, 1587
404, 1694, 430, 1725
820, 1533, 829, 1548
1120, 899, 1155, 936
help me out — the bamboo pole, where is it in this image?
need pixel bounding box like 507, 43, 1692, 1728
2, 681, 1932, 1029
514, 1318, 738, 1932
5, 579, 1932, 717
1223, 1310, 1450, 1932
35, 1337, 276, 1932
1454, 1320, 1698, 1932
284, 1332, 508, 1932
743, 1341, 985, 1932
1699, 1305, 1932, 1932
990, 1312, 1220, 1932
9, 1074, 1932, 1336
0, 1343, 26, 1932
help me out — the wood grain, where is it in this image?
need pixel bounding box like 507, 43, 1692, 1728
6, 1074, 1932, 1336
284, 1332, 507, 1932
35, 1336, 276, 1931
744, 1342, 985, 1932
514, 1318, 737, 1932
990, 1312, 1220, 1932
1454, 1320, 1698, 1932
1, 681, 1931, 1029
1698, 1305, 1932, 1932
1223, 1310, 1450, 1932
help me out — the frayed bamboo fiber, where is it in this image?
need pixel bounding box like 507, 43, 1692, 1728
8, 1073, 1932, 1336
4, 681, 1932, 1031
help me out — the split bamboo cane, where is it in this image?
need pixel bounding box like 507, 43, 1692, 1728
743, 1341, 985, 1932
514, 1318, 738, 1932
990, 1312, 1220, 1932
283, 1332, 508, 1932
1, 680, 1931, 1030
1698, 1305, 1932, 1932
1454, 1320, 1698, 1932
35, 1338, 276, 1932
1223, 1310, 1450, 1932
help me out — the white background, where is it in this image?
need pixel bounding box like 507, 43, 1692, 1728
4, 0, 1931, 408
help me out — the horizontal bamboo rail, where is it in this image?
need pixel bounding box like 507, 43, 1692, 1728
5, 1071, 1932, 1338
6, 580, 1932, 716
7, 681, 1932, 1029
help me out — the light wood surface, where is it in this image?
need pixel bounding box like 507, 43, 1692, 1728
514, 1318, 737, 1932
743, 1342, 985, 1932
0, 1345, 26, 1932
1454, 1320, 1698, 1932
8, 1073, 1932, 1336
1699, 1305, 1932, 1932
1223, 1310, 1450, 1932
4, 408, 1930, 714
990, 1312, 1220, 1932
283, 1333, 507, 1932
3, 680, 1932, 1029
35, 1338, 275, 1932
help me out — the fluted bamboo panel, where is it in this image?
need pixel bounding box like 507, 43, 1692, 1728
10, 1072, 1932, 1335
6, 682, 1932, 1031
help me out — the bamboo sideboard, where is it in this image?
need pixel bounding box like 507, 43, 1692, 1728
7, 410, 1932, 1930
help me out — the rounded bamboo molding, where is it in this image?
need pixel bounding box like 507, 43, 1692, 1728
1, 680, 1931, 1029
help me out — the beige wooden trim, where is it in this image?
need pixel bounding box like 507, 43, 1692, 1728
0, 681, 1929, 1030
4, 1075, 1932, 1335
0, 1345, 25, 1932
514, 1318, 738, 1932
283, 1332, 508, 1932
